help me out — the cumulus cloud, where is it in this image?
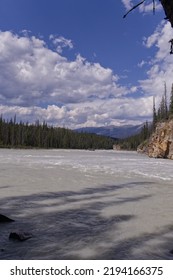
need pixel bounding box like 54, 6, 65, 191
139, 21, 173, 104
139, 1, 162, 13
0, 95, 152, 129
49, 35, 73, 53
121, 0, 133, 11
138, 60, 147, 68
121, 0, 162, 14
144, 21, 173, 61
0, 31, 126, 109
0, 30, 137, 128
0, 30, 159, 128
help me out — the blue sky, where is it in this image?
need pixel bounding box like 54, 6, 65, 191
0, 0, 173, 128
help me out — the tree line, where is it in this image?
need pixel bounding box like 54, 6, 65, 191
115, 121, 152, 151
153, 83, 173, 127
116, 83, 173, 150
0, 116, 115, 149
1, 83, 173, 151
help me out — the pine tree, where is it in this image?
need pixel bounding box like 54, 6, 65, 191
152, 96, 157, 130
159, 90, 167, 121
164, 82, 168, 119
160, 95, 165, 120
169, 83, 173, 117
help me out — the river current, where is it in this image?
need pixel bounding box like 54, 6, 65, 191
0, 149, 173, 259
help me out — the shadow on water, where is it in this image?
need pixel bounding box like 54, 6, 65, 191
101, 224, 173, 260
0, 186, 12, 189
0, 181, 173, 260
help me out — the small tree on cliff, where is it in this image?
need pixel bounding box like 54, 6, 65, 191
152, 96, 157, 129
155, 83, 168, 122
160, 94, 167, 120
169, 84, 173, 117
164, 81, 168, 119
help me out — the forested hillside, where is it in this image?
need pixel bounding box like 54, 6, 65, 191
0, 116, 115, 149
114, 121, 152, 150
116, 83, 173, 150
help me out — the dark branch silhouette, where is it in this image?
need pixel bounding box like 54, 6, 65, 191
123, 0, 173, 54
169, 38, 173, 54
160, 0, 173, 54
160, 0, 173, 27
123, 0, 146, 18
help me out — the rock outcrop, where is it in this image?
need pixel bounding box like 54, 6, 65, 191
113, 144, 121, 150
138, 120, 173, 159
0, 214, 14, 223
9, 232, 33, 241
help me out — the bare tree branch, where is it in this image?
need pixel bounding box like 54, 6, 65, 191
123, 0, 146, 18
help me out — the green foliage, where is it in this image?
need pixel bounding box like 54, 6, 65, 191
116, 121, 152, 150
169, 84, 173, 117
152, 96, 157, 130
155, 82, 173, 122
157, 94, 167, 121
116, 82, 173, 151
0, 117, 115, 150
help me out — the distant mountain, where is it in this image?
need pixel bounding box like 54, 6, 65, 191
75, 124, 143, 139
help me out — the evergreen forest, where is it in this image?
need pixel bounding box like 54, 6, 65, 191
1, 84, 173, 151
0, 116, 115, 149
116, 83, 173, 150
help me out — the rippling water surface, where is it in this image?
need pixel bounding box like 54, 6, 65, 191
0, 149, 173, 259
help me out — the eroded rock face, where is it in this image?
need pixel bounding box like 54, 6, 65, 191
140, 120, 173, 159
113, 144, 121, 150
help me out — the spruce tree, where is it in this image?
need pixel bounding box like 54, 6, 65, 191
169, 83, 173, 117
152, 96, 157, 130
160, 95, 166, 120
164, 82, 168, 119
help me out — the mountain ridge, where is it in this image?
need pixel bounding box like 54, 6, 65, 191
75, 124, 143, 139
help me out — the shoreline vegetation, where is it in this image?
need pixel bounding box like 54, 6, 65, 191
116, 83, 173, 152
0, 115, 115, 150
1, 83, 173, 152
0, 115, 151, 151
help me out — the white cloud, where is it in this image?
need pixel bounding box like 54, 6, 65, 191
0, 95, 152, 129
138, 60, 147, 68
139, 21, 173, 105
1, 30, 147, 128
139, 1, 162, 13
130, 86, 138, 93
0, 31, 125, 107
121, 0, 133, 11
121, 0, 162, 14
0, 30, 160, 129
49, 35, 73, 53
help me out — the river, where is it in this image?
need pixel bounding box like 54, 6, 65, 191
0, 149, 173, 259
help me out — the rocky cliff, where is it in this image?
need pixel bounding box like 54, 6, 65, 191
137, 120, 173, 159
